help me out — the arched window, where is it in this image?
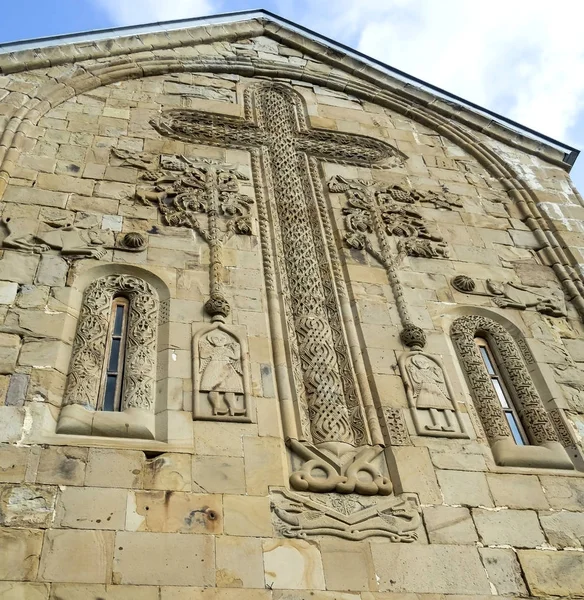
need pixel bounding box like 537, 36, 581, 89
57, 274, 159, 439
451, 315, 573, 470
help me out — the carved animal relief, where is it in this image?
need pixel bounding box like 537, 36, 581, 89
451, 275, 566, 317
1, 216, 146, 258
113, 149, 254, 318
150, 82, 406, 494
398, 351, 468, 438
193, 323, 251, 422
271, 488, 421, 542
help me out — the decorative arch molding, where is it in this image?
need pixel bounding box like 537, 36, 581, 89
57, 271, 161, 440
1, 44, 583, 319
451, 314, 574, 470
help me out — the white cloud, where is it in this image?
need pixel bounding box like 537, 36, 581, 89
284, 0, 584, 145
93, 0, 216, 26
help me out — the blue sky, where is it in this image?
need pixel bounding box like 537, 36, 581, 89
2, 0, 584, 193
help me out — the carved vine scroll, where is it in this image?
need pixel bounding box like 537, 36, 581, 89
150, 81, 403, 494
63, 274, 159, 412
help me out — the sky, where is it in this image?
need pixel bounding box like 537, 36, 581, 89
1, 0, 584, 192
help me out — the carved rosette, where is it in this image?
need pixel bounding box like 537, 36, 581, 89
63, 274, 158, 412
398, 351, 468, 438
451, 315, 559, 445
193, 322, 252, 423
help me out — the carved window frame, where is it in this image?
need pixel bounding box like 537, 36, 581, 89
451, 315, 573, 470
57, 274, 159, 440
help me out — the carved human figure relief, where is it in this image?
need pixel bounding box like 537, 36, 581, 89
152, 81, 403, 494
1, 216, 147, 258
451, 275, 566, 318
193, 323, 251, 422
398, 352, 468, 438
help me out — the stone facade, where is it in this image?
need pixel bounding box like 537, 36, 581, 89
0, 11, 584, 599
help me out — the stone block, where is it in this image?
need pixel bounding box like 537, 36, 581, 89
539, 475, 584, 510
0, 281, 18, 304
479, 547, 528, 596
15, 284, 49, 309
126, 490, 222, 534
388, 446, 442, 504
243, 435, 287, 495
539, 510, 584, 548
320, 539, 376, 591
193, 421, 257, 457
370, 543, 491, 595
18, 339, 71, 374
0, 527, 43, 581
0, 406, 25, 442
48, 584, 158, 599
0, 374, 9, 405
486, 473, 549, 509
437, 469, 494, 507
142, 453, 191, 491
36, 446, 88, 486
223, 494, 273, 537
0, 484, 57, 527
161, 590, 271, 600
0, 582, 50, 600
518, 549, 584, 597
4, 185, 68, 208
37, 172, 94, 195
192, 455, 246, 494
0, 444, 29, 482
0, 333, 21, 373
39, 529, 114, 583
35, 254, 68, 286
216, 536, 264, 588
55, 486, 127, 530
85, 448, 144, 488
112, 531, 215, 586
423, 505, 478, 544
263, 539, 326, 590
473, 508, 546, 547
5, 373, 29, 406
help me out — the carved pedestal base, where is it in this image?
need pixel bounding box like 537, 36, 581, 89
288, 439, 393, 496
271, 488, 421, 541
56, 404, 155, 439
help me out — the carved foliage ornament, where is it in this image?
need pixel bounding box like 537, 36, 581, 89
63, 274, 158, 412
451, 315, 558, 445
271, 488, 421, 542
193, 322, 252, 422
398, 351, 468, 438
451, 275, 566, 318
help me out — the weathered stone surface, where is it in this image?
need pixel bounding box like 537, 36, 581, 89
479, 547, 528, 596
486, 473, 549, 509
0, 281, 18, 304
518, 549, 584, 597
5, 373, 29, 407
243, 436, 287, 495
423, 505, 478, 544
142, 453, 191, 492
0, 252, 39, 284
36, 446, 88, 486
39, 529, 114, 583
0, 582, 50, 600
389, 446, 441, 504
539, 510, 584, 548
35, 254, 68, 286
0, 333, 21, 374
473, 508, 546, 548
85, 448, 143, 488
113, 532, 215, 586
263, 539, 326, 590
0, 444, 29, 482
320, 539, 376, 591
192, 455, 246, 494
55, 486, 126, 530
0, 406, 25, 442
193, 420, 257, 457
539, 475, 584, 510
126, 490, 222, 534
0, 528, 43, 581
437, 470, 494, 507
161, 589, 271, 600
223, 494, 273, 537
216, 536, 264, 588
48, 583, 158, 600
370, 543, 491, 595
0, 484, 57, 527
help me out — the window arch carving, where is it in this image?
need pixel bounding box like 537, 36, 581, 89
451, 314, 573, 469
58, 274, 159, 439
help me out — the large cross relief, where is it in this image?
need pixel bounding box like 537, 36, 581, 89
152, 82, 406, 495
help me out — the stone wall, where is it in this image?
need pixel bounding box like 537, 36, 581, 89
0, 17, 583, 599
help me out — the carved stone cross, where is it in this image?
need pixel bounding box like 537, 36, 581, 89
152, 83, 404, 450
